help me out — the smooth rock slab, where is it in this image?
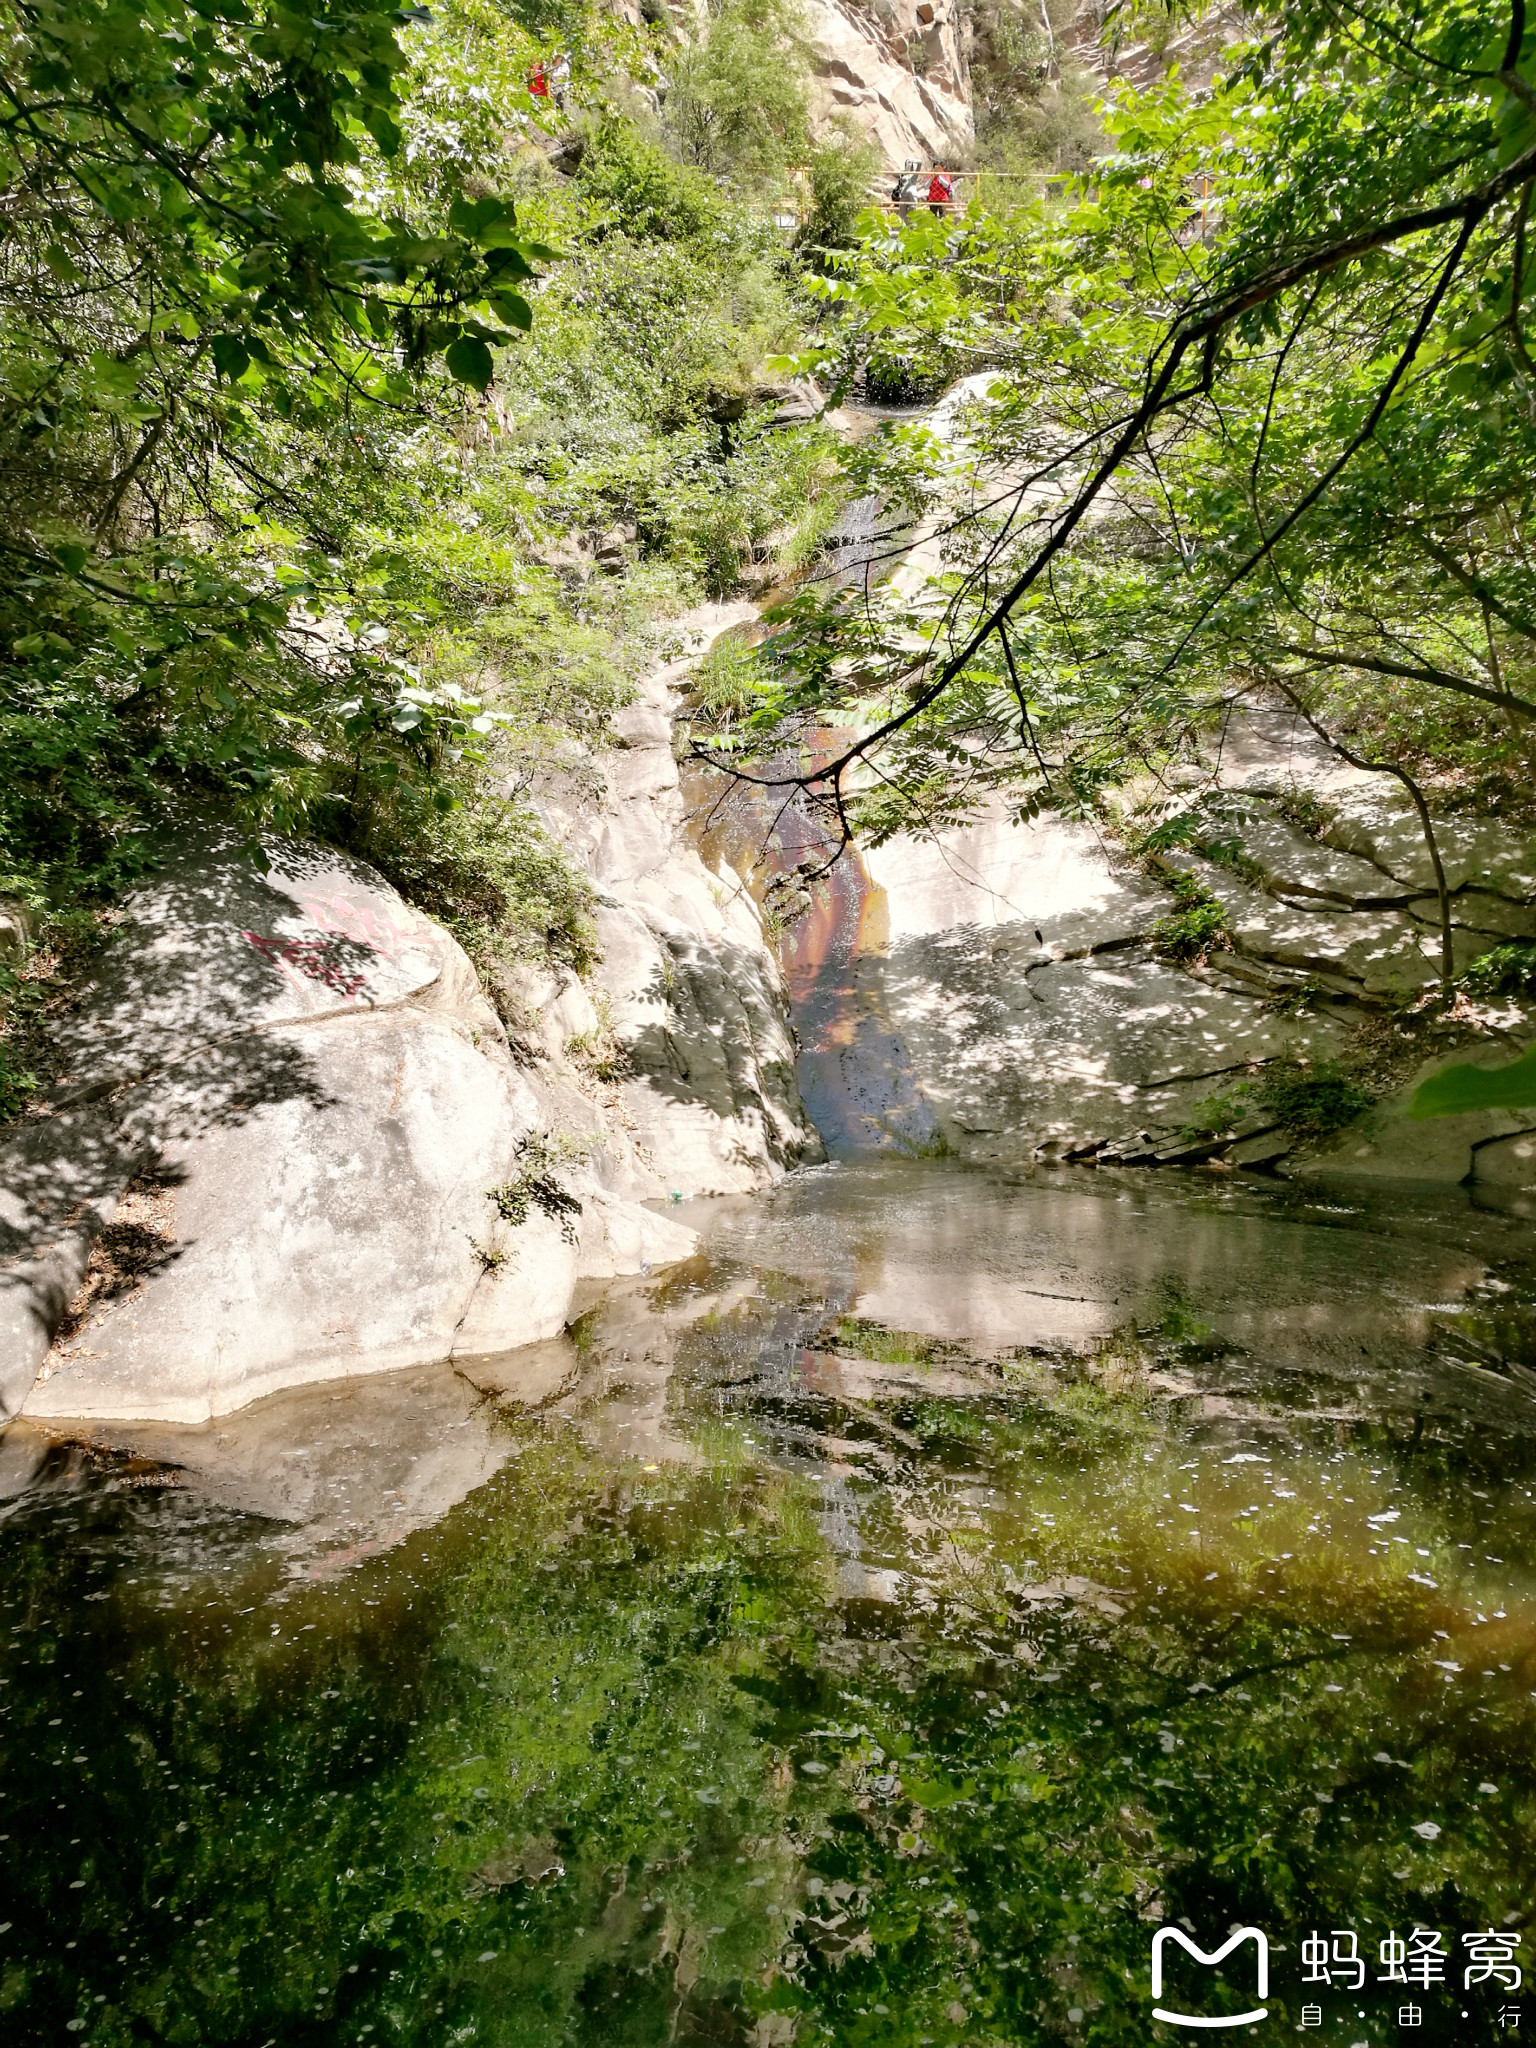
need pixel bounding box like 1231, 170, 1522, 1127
1325, 787, 1536, 903
51, 828, 471, 1094
891, 942, 1347, 1146
599, 902, 815, 1193
1472, 1124, 1536, 1191
24, 1010, 574, 1423
1213, 805, 1412, 908
776, 795, 1357, 1159
4, 831, 698, 1424
1185, 859, 1454, 994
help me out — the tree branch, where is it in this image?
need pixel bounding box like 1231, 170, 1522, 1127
698, 124, 1536, 821
1409, 528, 1536, 642
1272, 640, 1536, 721
1266, 677, 1456, 982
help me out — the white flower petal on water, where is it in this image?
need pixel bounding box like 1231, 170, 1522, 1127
1412, 1821, 1442, 1841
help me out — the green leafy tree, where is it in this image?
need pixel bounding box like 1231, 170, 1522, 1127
703, 0, 1536, 975
0, 0, 857, 1113
663, 0, 812, 185
0, 0, 557, 917
793, 122, 884, 265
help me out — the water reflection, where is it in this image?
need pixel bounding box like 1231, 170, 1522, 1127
2, 1162, 1535, 2044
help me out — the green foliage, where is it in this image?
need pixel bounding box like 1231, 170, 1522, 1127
0, 907, 113, 1118
794, 125, 883, 262
1148, 868, 1228, 962
0, 1001, 36, 1122
574, 118, 722, 241
1462, 939, 1536, 999
0, 0, 851, 1113
0, 0, 574, 1108
971, 0, 1103, 180
0, 0, 548, 440
663, 0, 812, 184
1410, 1045, 1536, 1118
689, 633, 766, 727
364, 790, 599, 986
1178, 1089, 1247, 1144
489, 1131, 586, 1243
1126, 802, 1265, 884
1191, 832, 1264, 887
1253, 1058, 1375, 1141
729, 0, 1536, 885
1275, 787, 1334, 839
564, 1017, 628, 1080
1186, 1059, 1376, 1143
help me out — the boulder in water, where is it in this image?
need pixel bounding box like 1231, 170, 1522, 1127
2, 829, 695, 1424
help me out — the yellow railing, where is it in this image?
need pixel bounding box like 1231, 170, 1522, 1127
771, 165, 1219, 236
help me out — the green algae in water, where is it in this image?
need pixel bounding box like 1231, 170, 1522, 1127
3, 1162, 1536, 2045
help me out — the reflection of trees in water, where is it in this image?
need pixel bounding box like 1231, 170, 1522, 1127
3, 1382, 1535, 2044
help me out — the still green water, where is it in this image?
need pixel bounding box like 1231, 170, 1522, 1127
3, 1161, 1536, 2045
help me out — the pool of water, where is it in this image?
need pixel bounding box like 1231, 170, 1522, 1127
3, 1160, 1536, 2045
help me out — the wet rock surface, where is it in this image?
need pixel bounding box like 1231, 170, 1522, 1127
747, 706, 1536, 1191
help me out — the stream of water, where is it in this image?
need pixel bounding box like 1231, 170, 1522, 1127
3, 1160, 1536, 2044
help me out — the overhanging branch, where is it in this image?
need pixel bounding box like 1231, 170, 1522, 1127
698, 128, 1536, 815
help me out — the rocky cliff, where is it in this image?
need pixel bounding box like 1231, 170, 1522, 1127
802, 0, 973, 168
793, 0, 1240, 175
0, 604, 821, 1426
515, 601, 823, 1201
698, 699, 1536, 1201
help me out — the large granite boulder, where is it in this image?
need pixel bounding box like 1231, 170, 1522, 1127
1, 830, 694, 1425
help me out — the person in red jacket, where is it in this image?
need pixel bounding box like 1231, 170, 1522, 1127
528, 58, 549, 100
927, 162, 954, 216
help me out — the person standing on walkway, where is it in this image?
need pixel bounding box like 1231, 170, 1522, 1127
927, 162, 954, 217
892, 160, 922, 222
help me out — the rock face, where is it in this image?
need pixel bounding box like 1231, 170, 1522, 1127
724, 704, 1536, 1192
1, 831, 695, 1425
792, 0, 1241, 181
0, 605, 824, 1427
802, 0, 973, 169
517, 602, 825, 1200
